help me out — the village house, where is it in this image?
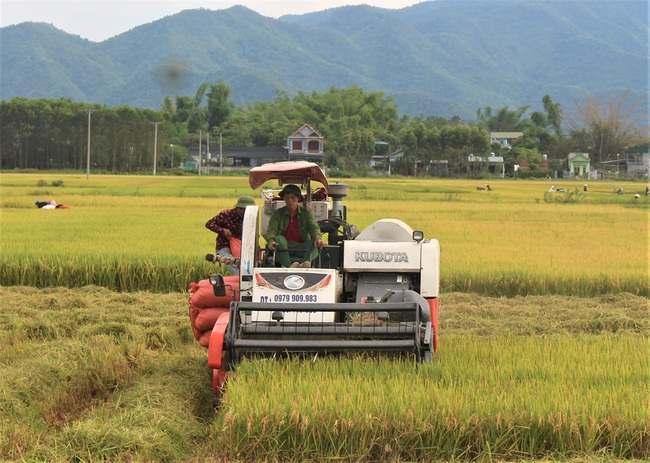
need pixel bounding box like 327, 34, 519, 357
186, 124, 324, 169
567, 152, 590, 177
595, 146, 650, 179
490, 131, 523, 148
467, 153, 505, 177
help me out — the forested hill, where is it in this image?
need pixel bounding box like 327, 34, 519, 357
0, 0, 646, 119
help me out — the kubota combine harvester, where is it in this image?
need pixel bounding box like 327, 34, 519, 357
187, 161, 440, 401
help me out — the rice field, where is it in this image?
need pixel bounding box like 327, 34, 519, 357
1, 172, 648, 462
216, 337, 647, 462
0, 287, 647, 462
1, 173, 648, 296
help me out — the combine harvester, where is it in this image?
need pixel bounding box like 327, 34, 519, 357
187, 161, 440, 401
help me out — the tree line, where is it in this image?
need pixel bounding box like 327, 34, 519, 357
0, 83, 646, 176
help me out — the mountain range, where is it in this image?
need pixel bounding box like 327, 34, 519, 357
0, 0, 647, 120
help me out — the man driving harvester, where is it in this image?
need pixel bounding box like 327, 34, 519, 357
265, 184, 324, 268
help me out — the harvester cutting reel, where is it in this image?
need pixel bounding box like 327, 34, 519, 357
205, 276, 436, 402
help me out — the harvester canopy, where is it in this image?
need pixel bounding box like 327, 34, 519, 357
249, 161, 328, 190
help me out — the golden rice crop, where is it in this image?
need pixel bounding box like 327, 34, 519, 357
213, 335, 648, 461
1, 174, 648, 295
1, 286, 648, 462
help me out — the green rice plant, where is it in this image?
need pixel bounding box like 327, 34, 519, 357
544, 188, 587, 203
443, 270, 650, 297
0, 255, 216, 292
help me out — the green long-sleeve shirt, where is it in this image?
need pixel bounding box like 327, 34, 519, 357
266, 205, 322, 244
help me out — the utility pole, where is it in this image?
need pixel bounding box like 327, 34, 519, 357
219, 131, 223, 175
86, 110, 94, 179
150, 121, 162, 175
206, 132, 210, 176
198, 130, 202, 176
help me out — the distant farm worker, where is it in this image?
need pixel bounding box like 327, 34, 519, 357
205, 196, 256, 275
583, 184, 588, 192
35, 200, 69, 209
266, 184, 323, 268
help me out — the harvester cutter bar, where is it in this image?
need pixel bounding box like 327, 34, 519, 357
231, 339, 416, 351
235, 301, 419, 313
225, 301, 425, 363
239, 325, 417, 336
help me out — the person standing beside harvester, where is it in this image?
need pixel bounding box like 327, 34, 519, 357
205, 196, 256, 275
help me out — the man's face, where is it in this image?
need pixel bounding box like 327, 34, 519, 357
283, 193, 300, 204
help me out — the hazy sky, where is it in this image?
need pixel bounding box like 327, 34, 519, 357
1, 0, 426, 42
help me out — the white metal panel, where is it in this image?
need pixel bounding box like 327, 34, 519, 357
420, 239, 440, 297
354, 218, 414, 241
343, 240, 421, 272
260, 197, 283, 239
239, 205, 260, 299
310, 201, 329, 221
250, 268, 339, 322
